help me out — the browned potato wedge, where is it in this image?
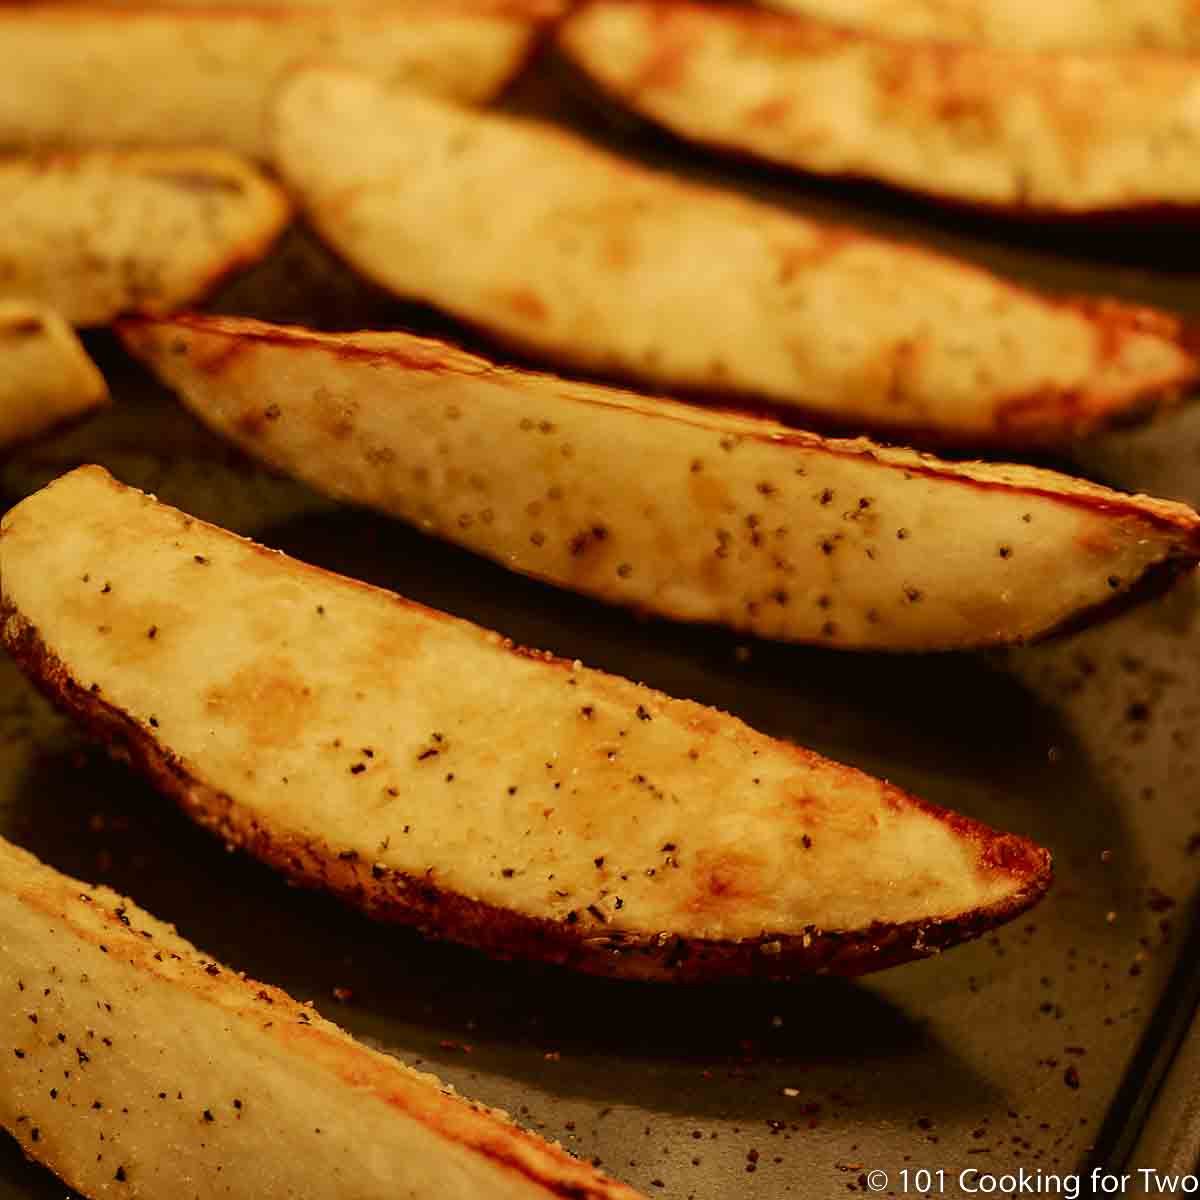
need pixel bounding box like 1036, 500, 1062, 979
0, 301, 107, 450
120, 314, 1200, 652
0, 150, 289, 326
271, 69, 1200, 446
558, 2, 1200, 217
0, 837, 646, 1199
0, 466, 1053, 980
759, 0, 1200, 52
0, 3, 561, 159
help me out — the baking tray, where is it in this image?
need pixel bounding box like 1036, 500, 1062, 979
3, 39, 1200, 1199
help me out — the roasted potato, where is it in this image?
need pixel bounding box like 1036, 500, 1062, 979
0, 466, 1053, 981
0, 301, 107, 450
0, 2, 561, 158
271, 68, 1200, 446
0, 836, 646, 1199
0, 149, 289, 326
559, 1, 1200, 217
120, 314, 1200, 653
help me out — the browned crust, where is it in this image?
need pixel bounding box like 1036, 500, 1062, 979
116, 314, 1200, 543
557, 0, 1200, 222
0, 603, 1053, 981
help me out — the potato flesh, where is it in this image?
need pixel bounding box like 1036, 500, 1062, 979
0, 151, 289, 326
0, 838, 645, 1199
0, 466, 1047, 955
561, 3, 1200, 217
122, 316, 1200, 652
761, 0, 1200, 51
272, 70, 1199, 444
0, 5, 549, 159
0, 302, 107, 448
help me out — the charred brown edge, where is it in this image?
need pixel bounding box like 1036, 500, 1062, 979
556, 0, 1200, 225
0, 603, 1051, 981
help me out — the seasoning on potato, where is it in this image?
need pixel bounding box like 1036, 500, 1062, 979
0, 466, 1053, 981
0, 149, 289, 326
0, 836, 647, 1200
121, 313, 1200, 652
0, 301, 107, 450
271, 68, 1200, 446
0, 1, 562, 158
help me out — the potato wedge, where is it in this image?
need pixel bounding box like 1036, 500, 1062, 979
759, 0, 1200, 52
0, 150, 289, 327
0, 837, 646, 1199
0, 466, 1053, 980
271, 69, 1200, 446
119, 313, 1200, 652
0, 3, 560, 159
558, 2, 1200, 217
0, 301, 108, 450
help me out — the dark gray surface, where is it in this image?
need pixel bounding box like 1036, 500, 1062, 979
2, 44, 1200, 1200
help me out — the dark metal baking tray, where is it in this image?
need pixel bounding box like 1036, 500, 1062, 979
3, 40, 1200, 1200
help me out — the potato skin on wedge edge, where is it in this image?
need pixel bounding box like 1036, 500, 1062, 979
0, 608, 1052, 981
0, 468, 1053, 982
0, 838, 647, 1200
120, 314, 1200, 653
